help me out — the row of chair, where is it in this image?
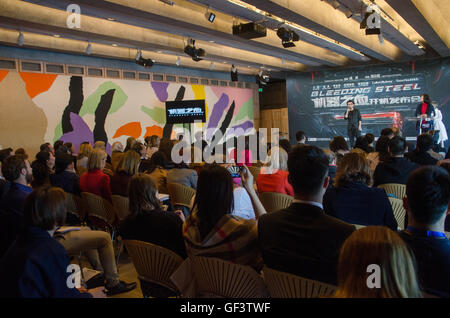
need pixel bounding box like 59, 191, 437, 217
124, 239, 337, 298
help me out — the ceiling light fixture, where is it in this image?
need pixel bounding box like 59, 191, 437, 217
112, 43, 118, 47
276, 27, 299, 48
136, 55, 155, 68
136, 50, 142, 61
86, 43, 92, 55
184, 39, 206, 62
176, 56, 181, 66
106, 17, 116, 21
205, 7, 216, 23
18, 32, 24, 46
53, 34, 60, 38
231, 64, 238, 82
209, 62, 214, 70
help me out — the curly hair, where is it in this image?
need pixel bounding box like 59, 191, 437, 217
335, 152, 373, 188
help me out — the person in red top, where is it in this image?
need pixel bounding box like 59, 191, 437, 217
415, 93, 435, 134
256, 147, 294, 196
80, 148, 112, 202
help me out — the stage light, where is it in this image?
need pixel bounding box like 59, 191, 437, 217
256, 70, 269, 86
415, 40, 425, 49
205, 8, 216, 23
277, 27, 299, 48
231, 64, 238, 82
136, 54, 155, 68
176, 56, 181, 66
159, 0, 174, 5
209, 62, 214, 70
184, 39, 206, 62
86, 43, 92, 55
18, 32, 24, 46
135, 50, 142, 61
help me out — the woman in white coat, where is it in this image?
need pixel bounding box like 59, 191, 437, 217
433, 103, 448, 148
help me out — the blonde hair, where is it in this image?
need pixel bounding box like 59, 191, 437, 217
335, 152, 373, 187
77, 143, 92, 159
266, 146, 288, 172
116, 150, 140, 176
87, 148, 107, 171
94, 141, 106, 150
335, 226, 422, 298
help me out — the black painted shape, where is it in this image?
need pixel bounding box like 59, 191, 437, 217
162, 86, 186, 139
211, 101, 235, 145
62, 76, 84, 133
93, 89, 116, 144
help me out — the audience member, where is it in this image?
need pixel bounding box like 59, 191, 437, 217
364, 133, 375, 153
14, 148, 26, 156
124, 137, 136, 153
279, 139, 291, 154
334, 226, 421, 298
146, 151, 169, 194
295, 131, 307, 144
50, 153, 81, 196
258, 145, 355, 285
380, 128, 395, 139
30, 150, 55, 189
76, 142, 92, 174
120, 174, 186, 258
110, 141, 124, 172
80, 149, 112, 202
63, 142, 75, 155
167, 161, 198, 190
40, 142, 54, 155
256, 147, 294, 196
110, 150, 140, 197
145, 135, 160, 159
367, 135, 390, 171
399, 166, 450, 297
131, 142, 149, 172
392, 127, 402, 137
323, 149, 337, 186
405, 134, 438, 166
323, 152, 397, 229
354, 136, 370, 153
373, 136, 419, 187
329, 136, 349, 164
53, 140, 64, 153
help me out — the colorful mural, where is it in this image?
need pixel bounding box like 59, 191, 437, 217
0, 72, 255, 156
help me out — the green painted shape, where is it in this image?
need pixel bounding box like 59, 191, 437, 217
234, 97, 254, 122
54, 122, 63, 142
141, 105, 166, 124
79, 81, 128, 117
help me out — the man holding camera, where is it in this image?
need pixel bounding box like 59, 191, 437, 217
344, 100, 362, 148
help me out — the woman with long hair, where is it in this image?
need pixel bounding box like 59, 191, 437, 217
334, 226, 422, 298
415, 94, 436, 134
110, 150, 140, 197
256, 146, 293, 196
76, 142, 92, 174
367, 135, 391, 172
145, 135, 160, 159
323, 152, 397, 229
79, 148, 112, 202
119, 173, 186, 258
31, 150, 55, 189
146, 151, 168, 194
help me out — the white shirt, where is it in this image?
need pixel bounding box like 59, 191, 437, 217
232, 187, 256, 220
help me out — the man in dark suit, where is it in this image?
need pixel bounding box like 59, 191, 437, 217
399, 166, 450, 297
344, 100, 362, 148
373, 136, 420, 187
405, 134, 438, 166
258, 145, 355, 285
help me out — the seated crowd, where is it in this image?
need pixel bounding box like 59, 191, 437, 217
0, 129, 448, 298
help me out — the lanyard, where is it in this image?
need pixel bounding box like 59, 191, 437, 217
406, 226, 447, 238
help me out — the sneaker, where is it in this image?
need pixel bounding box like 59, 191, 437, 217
105, 281, 137, 296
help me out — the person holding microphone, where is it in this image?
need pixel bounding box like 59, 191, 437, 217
344, 100, 362, 148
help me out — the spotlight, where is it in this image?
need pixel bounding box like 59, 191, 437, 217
176, 56, 181, 66
135, 50, 142, 61
209, 62, 214, 70
415, 40, 425, 49
256, 70, 269, 86
159, 0, 174, 5
231, 64, 238, 82
205, 8, 216, 23
18, 32, 24, 46
86, 43, 92, 55
276, 27, 299, 48
184, 39, 206, 62
136, 55, 155, 68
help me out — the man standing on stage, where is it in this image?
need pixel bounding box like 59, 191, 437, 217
344, 100, 362, 148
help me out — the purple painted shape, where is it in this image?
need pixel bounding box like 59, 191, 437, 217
151, 82, 169, 102
59, 113, 112, 156
206, 93, 229, 139
231, 120, 254, 135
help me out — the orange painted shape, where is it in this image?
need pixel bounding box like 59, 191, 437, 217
144, 125, 163, 138
0, 70, 9, 84
113, 122, 142, 139
19, 72, 58, 99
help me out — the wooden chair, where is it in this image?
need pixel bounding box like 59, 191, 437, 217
190, 256, 269, 298
124, 240, 183, 298
378, 183, 406, 200
111, 195, 130, 222
259, 192, 293, 214
167, 183, 196, 209
262, 266, 337, 298
388, 197, 406, 230
65, 192, 86, 221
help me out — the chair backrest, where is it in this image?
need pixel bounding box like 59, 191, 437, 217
167, 183, 196, 208
81, 192, 117, 225
262, 266, 337, 298
352, 224, 366, 230
65, 192, 86, 220
247, 166, 261, 180
124, 240, 183, 292
111, 195, 130, 221
258, 192, 293, 214
378, 183, 406, 200
190, 256, 269, 298
388, 197, 406, 230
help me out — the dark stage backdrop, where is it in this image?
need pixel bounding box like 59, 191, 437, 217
287, 57, 450, 148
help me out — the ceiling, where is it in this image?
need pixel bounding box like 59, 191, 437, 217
0, 0, 448, 76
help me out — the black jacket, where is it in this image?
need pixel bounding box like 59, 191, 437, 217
323, 181, 398, 230
405, 150, 438, 166
344, 108, 362, 128
50, 171, 81, 196
373, 157, 420, 187
415, 102, 435, 117
258, 203, 355, 285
